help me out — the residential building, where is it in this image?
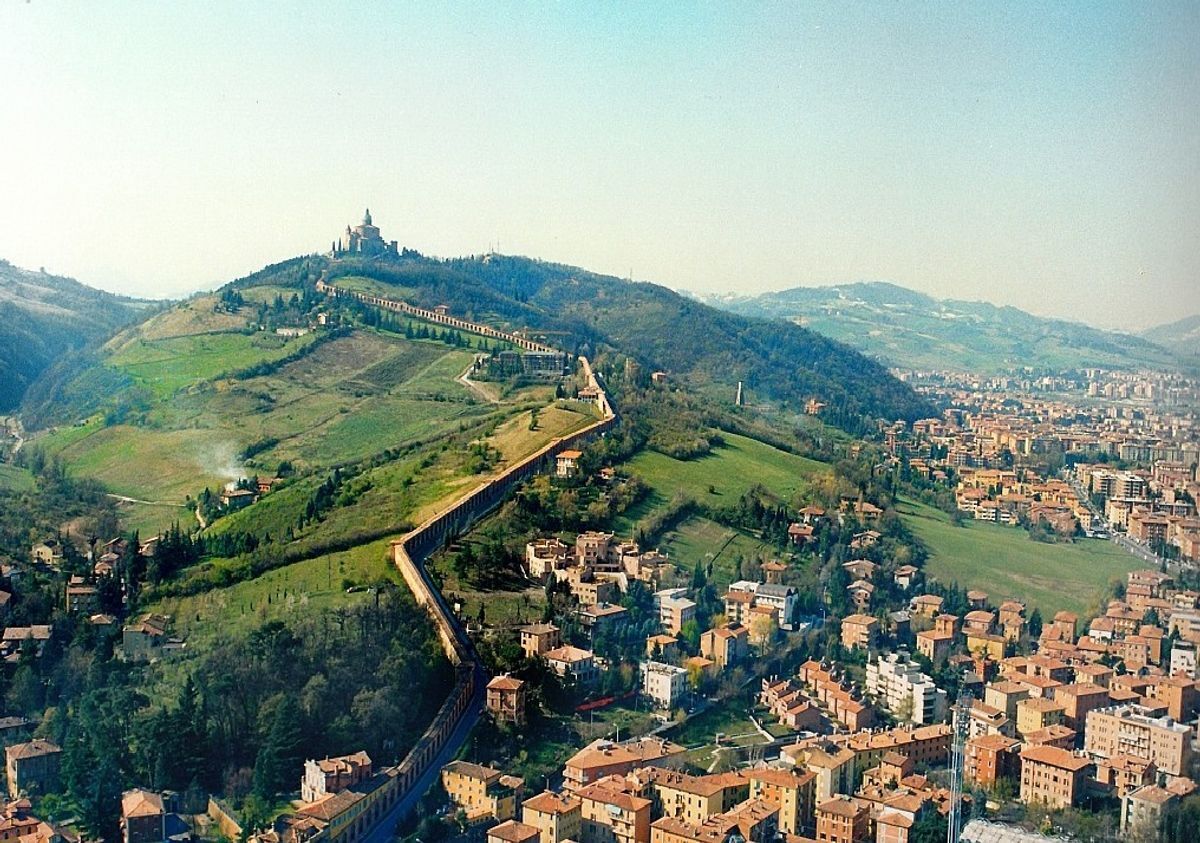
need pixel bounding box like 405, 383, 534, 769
120, 789, 166, 843
654, 590, 697, 636
122, 614, 180, 662
747, 768, 816, 836
5, 740, 61, 798
489, 821, 542, 843
526, 540, 570, 579
1094, 755, 1156, 799
487, 675, 527, 726
840, 615, 879, 652
964, 735, 1021, 789
915, 629, 955, 666
579, 604, 629, 637
556, 450, 583, 479
441, 761, 524, 823
1018, 746, 1090, 809
641, 661, 688, 710
65, 576, 99, 615
814, 795, 869, 843
865, 652, 947, 726
644, 770, 750, 824
301, 751, 372, 802
1085, 704, 1195, 777
521, 623, 563, 659
647, 634, 680, 662
699, 624, 749, 670
579, 778, 652, 843
544, 646, 599, 687
1170, 640, 1198, 679
1014, 697, 1064, 739
780, 742, 856, 804
563, 739, 686, 790
1122, 785, 1181, 839
523, 791, 582, 843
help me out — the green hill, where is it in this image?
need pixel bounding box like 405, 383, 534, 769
0, 259, 148, 411
697, 281, 1190, 373
312, 253, 933, 430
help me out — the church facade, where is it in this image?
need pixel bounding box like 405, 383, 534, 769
331, 209, 399, 257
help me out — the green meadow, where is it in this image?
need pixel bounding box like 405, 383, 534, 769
615, 432, 831, 532
899, 498, 1140, 616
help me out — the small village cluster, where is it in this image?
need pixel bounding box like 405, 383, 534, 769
23, 536, 186, 663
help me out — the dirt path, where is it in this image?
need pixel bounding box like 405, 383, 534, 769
457, 360, 500, 404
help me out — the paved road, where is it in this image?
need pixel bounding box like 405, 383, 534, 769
362, 666, 486, 843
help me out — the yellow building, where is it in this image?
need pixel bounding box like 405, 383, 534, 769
441, 761, 524, 823
522, 791, 582, 843
746, 768, 816, 836
1015, 697, 1064, 739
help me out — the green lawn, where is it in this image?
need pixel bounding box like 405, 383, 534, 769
664, 690, 761, 747
615, 433, 831, 532
899, 498, 1141, 616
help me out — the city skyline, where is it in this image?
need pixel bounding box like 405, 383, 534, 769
2, 1, 1197, 331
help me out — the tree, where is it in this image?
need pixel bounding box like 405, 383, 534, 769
253, 695, 305, 797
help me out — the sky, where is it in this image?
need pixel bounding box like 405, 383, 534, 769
1, 2, 1197, 331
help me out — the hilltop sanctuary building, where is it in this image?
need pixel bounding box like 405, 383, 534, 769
331, 209, 399, 257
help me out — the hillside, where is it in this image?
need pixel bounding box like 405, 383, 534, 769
694, 281, 1188, 373
1141, 314, 1200, 356
314, 253, 933, 429
0, 259, 147, 411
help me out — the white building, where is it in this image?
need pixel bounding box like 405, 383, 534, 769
640, 660, 688, 710
866, 650, 947, 725
1170, 640, 1198, 679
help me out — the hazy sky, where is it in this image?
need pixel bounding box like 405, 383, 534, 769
2, 2, 1197, 330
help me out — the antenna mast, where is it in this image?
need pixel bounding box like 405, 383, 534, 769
947, 692, 973, 843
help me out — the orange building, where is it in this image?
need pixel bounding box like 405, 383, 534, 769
1019, 746, 1090, 809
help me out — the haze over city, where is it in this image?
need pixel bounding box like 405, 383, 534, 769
1, 1, 1197, 330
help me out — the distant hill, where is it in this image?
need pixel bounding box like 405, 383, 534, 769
692, 281, 1188, 373
1141, 314, 1200, 357
0, 260, 148, 411
311, 253, 934, 429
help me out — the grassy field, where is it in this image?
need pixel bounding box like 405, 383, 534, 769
149, 537, 400, 646
899, 498, 1141, 616
0, 463, 34, 493
109, 331, 317, 398
653, 516, 774, 590
664, 693, 761, 747
487, 402, 599, 464
614, 433, 831, 533
51, 425, 237, 503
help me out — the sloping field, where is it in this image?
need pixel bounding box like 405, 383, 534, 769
615, 432, 831, 532
149, 538, 400, 646
899, 498, 1140, 616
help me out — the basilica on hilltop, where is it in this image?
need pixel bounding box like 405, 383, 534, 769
330, 209, 399, 257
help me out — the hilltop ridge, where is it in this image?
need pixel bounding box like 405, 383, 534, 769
692, 281, 1190, 373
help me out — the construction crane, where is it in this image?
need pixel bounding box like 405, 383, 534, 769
947, 692, 974, 843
